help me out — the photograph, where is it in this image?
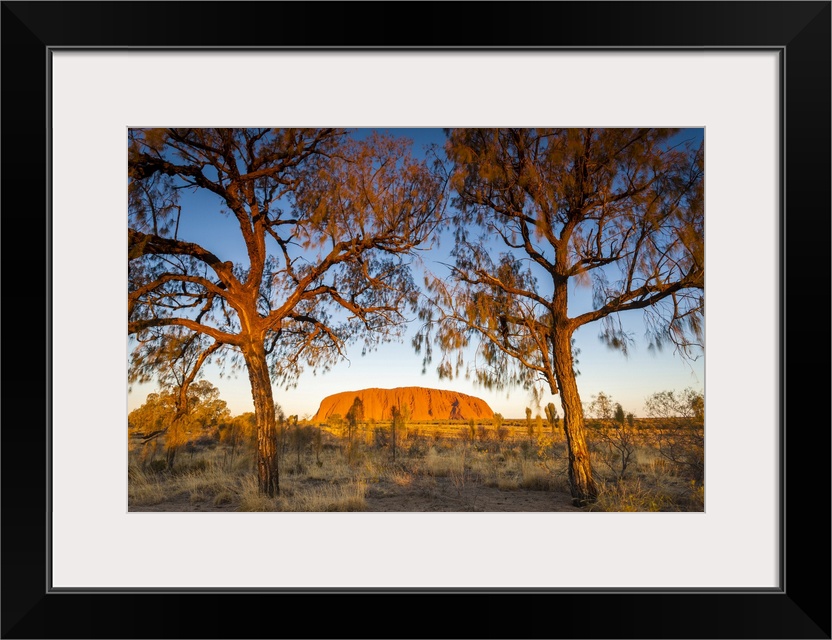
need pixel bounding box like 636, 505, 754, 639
127, 127, 706, 514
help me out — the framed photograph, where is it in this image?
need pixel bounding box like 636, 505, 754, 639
3, 1, 829, 638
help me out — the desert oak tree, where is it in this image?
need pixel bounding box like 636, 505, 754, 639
129, 128, 445, 496
416, 128, 703, 505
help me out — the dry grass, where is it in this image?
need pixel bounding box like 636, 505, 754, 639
422, 446, 468, 478
278, 480, 367, 512
517, 458, 553, 490
213, 490, 235, 506
175, 466, 238, 497
237, 476, 280, 512
127, 465, 172, 505
128, 420, 703, 512
589, 478, 676, 512
387, 468, 414, 487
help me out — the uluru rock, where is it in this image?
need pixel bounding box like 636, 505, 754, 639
313, 387, 494, 422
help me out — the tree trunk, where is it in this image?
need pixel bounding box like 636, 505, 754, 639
165, 443, 177, 469
166, 403, 187, 470
244, 344, 279, 497
552, 329, 598, 506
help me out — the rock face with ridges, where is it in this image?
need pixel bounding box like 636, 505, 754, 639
312, 387, 494, 422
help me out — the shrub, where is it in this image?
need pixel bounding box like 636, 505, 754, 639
517, 459, 551, 491
644, 389, 704, 483
128, 464, 170, 505
147, 459, 168, 474
591, 424, 637, 482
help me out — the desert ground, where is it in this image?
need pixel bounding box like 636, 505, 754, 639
128, 418, 704, 513
129, 473, 583, 513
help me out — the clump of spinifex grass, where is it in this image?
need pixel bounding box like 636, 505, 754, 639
176, 466, 240, 504
467, 448, 504, 488
237, 475, 280, 512
516, 458, 553, 490
422, 446, 465, 477
129, 444, 248, 506
588, 477, 676, 512
128, 464, 170, 505
278, 480, 368, 512
385, 466, 414, 487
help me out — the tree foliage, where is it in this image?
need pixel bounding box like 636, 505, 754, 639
344, 397, 365, 463
219, 412, 257, 447
589, 391, 615, 422
346, 397, 365, 428
128, 379, 231, 465
130, 128, 445, 385
614, 403, 626, 426
417, 128, 703, 392
545, 402, 560, 432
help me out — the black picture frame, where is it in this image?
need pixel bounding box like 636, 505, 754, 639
2, 2, 829, 638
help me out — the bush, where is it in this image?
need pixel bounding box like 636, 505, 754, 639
644, 389, 704, 483
373, 427, 389, 448
590, 425, 637, 482
147, 459, 168, 473
407, 437, 430, 458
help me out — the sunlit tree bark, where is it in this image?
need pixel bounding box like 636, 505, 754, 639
129, 128, 445, 496
415, 128, 703, 505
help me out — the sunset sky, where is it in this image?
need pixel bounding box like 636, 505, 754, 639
128, 128, 705, 420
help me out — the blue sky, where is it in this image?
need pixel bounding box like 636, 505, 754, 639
128, 128, 705, 420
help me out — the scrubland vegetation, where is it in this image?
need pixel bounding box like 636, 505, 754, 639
128, 388, 704, 512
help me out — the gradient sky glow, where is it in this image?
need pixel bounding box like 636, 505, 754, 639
128, 128, 705, 420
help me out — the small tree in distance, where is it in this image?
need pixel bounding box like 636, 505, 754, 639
327, 413, 344, 443
390, 405, 408, 462
345, 397, 365, 464
492, 413, 507, 443
591, 393, 636, 482
545, 402, 560, 435
614, 403, 626, 427
128, 379, 230, 468
589, 392, 614, 424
